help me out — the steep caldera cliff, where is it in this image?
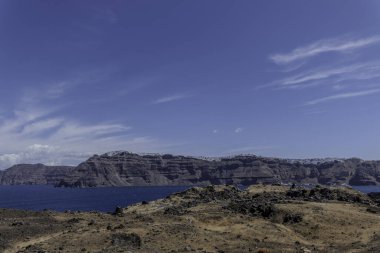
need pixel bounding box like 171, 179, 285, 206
54, 151, 380, 187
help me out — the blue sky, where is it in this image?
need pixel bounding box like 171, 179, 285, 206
1, 0, 380, 168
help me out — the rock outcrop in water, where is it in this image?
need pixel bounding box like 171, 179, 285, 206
55, 151, 380, 187
1, 151, 379, 187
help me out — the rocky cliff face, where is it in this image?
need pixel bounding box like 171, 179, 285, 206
0, 152, 379, 187
54, 151, 380, 187
0, 164, 75, 185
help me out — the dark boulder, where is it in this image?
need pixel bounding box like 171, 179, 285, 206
111, 233, 142, 248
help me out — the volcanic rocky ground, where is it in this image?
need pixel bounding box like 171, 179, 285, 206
0, 184, 380, 253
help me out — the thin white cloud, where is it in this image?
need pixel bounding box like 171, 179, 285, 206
21, 81, 73, 106
305, 88, 380, 106
0, 108, 131, 145
332, 84, 345, 91
52, 122, 131, 141
270, 35, 380, 65
0, 73, 181, 169
21, 118, 64, 136
234, 127, 244, 133
153, 94, 188, 104
279, 61, 306, 73
261, 61, 380, 90
0, 107, 166, 169
282, 64, 361, 86
282, 62, 380, 86
0, 110, 167, 169
0, 144, 90, 169
45, 82, 70, 99
303, 109, 324, 115
212, 129, 219, 134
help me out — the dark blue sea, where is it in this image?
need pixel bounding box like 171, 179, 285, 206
351, 185, 380, 194
0, 185, 189, 212
0, 185, 379, 212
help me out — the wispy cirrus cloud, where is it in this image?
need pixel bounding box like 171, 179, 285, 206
153, 94, 188, 104
0, 106, 165, 169
278, 61, 380, 88
0, 78, 176, 169
305, 88, 380, 106
20, 81, 75, 106
20, 118, 64, 136
0, 108, 130, 148
264, 34, 380, 109
270, 35, 380, 65
260, 57, 380, 91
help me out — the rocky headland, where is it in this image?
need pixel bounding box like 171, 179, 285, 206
0, 164, 75, 185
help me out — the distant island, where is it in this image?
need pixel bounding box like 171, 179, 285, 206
0, 151, 379, 187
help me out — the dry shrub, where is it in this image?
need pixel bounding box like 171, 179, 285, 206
257, 248, 271, 253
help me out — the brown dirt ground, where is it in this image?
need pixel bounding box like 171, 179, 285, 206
0, 185, 379, 253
